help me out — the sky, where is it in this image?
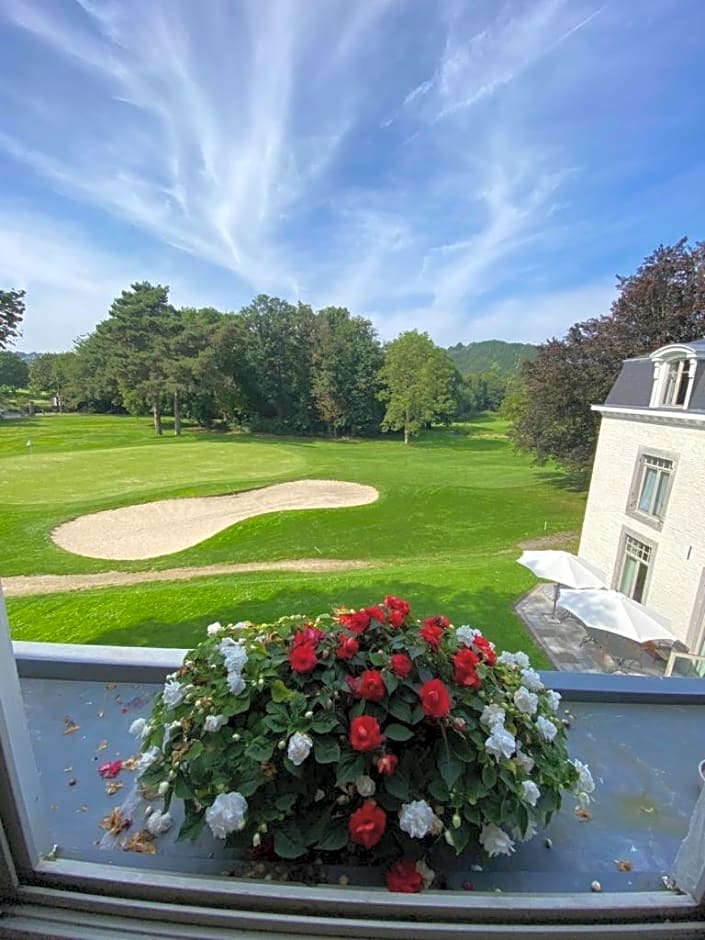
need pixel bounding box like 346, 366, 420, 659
1, 0, 705, 353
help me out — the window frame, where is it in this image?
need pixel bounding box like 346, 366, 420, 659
2, 589, 705, 938
626, 447, 677, 532
649, 350, 697, 410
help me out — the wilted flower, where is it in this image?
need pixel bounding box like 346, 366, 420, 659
479, 824, 515, 857
355, 775, 376, 797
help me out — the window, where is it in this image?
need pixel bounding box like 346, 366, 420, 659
659, 357, 693, 407
637, 455, 672, 519
619, 535, 652, 602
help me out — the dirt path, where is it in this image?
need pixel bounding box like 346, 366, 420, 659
1, 558, 374, 598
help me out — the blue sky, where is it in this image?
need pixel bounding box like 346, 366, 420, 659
1, 0, 705, 352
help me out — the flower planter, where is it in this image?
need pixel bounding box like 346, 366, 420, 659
128, 598, 595, 892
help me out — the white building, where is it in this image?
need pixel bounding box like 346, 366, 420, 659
579, 339, 705, 652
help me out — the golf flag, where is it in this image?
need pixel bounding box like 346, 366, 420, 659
26, 440, 31, 447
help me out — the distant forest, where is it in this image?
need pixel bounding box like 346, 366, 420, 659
445, 340, 536, 378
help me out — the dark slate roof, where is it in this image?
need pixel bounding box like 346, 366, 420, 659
603, 339, 705, 411
604, 358, 653, 407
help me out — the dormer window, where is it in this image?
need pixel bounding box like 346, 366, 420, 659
648, 344, 700, 409
661, 357, 691, 406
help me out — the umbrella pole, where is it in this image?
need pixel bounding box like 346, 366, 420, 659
552, 583, 560, 618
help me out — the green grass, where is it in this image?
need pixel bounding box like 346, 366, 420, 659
1, 413, 586, 659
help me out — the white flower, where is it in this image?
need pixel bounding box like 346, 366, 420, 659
129, 717, 147, 737
513, 686, 539, 716
520, 667, 544, 692
226, 670, 246, 695
485, 727, 516, 761
145, 810, 173, 835
399, 800, 435, 839
233, 621, 249, 630
511, 816, 538, 843
521, 780, 541, 807
136, 745, 161, 776
480, 704, 506, 729
207, 621, 224, 636
456, 625, 482, 646
355, 775, 376, 797
205, 791, 248, 839
497, 651, 530, 669
571, 759, 595, 806
220, 638, 248, 673
287, 732, 313, 766
204, 714, 227, 733
157, 781, 169, 796
546, 690, 561, 713
479, 824, 516, 857
162, 679, 185, 709
415, 858, 435, 889
515, 749, 535, 773
536, 716, 557, 742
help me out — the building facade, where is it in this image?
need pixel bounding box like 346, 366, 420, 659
579, 339, 705, 652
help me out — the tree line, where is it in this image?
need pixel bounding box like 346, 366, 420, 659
1, 285, 465, 442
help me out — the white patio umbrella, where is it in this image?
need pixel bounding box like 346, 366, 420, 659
557, 589, 676, 645
517, 550, 608, 615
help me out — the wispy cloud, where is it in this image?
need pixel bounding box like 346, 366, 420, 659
0, 0, 702, 348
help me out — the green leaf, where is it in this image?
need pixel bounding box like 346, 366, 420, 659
222, 693, 251, 716
438, 749, 462, 790
428, 778, 450, 802
312, 713, 340, 733
482, 763, 497, 788
410, 704, 426, 725
263, 714, 289, 733
335, 750, 365, 786
388, 698, 412, 724
446, 820, 471, 855
275, 792, 298, 812
316, 823, 349, 852
174, 777, 194, 800
245, 736, 275, 762
383, 769, 410, 802
313, 736, 341, 764
384, 673, 399, 695
271, 679, 297, 703
176, 813, 205, 842
238, 774, 264, 797
384, 722, 414, 741
274, 828, 306, 859
368, 652, 386, 667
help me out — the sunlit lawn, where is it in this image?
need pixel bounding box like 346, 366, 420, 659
1, 413, 585, 660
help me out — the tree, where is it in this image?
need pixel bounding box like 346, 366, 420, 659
0, 351, 29, 389
311, 307, 384, 437
509, 238, 705, 476
29, 352, 80, 411
378, 331, 459, 444
0, 289, 25, 349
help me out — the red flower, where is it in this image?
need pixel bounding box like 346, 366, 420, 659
422, 615, 450, 630
384, 596, 410, 616
387, 609, 405, 629
420, 623, 444, 649
348, 801, 387, 849
336, 635, 359, 660
98, 759, 122, 779
293, 626, 325, 647
376, 753, 399, 776
350, 715, 384, 752
385, 858, 423, 893
419, 679, 451, 718
339, 610, 371, 634
472, 635, 496, 666
289, 643, 318, 673
358, 670, 386, 702
453, 648, 481, 688
346, 675, 361, 698
364, 605, 387, 624
390, 653, 412, 679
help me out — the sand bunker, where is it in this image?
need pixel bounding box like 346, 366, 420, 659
52, 480, 379, 561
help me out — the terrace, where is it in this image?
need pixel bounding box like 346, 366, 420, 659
2, 593, 705, 938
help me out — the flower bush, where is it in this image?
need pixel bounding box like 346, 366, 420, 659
135, 598, 594, 891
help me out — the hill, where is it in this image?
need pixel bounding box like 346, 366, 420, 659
446, 340, 536, 377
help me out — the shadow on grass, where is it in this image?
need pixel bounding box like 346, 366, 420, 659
88, 581, 551, 668
534, 468, 590, 493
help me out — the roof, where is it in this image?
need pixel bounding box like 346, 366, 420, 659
603, 339, 705, 412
